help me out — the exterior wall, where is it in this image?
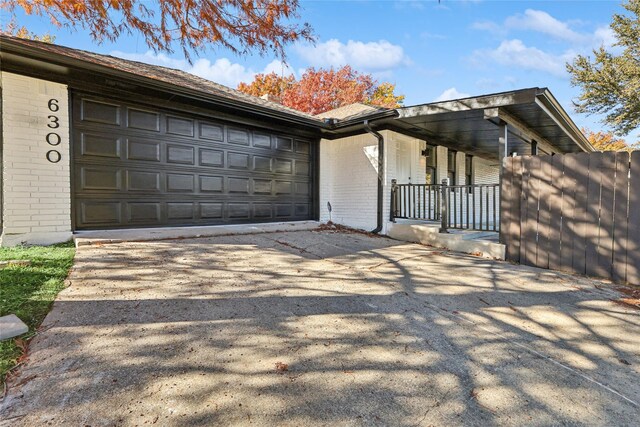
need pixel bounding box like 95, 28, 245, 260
319, 130, 415, 234
435, 146, 448, 184
1, 72, 72, 246
319, 133, 380, 231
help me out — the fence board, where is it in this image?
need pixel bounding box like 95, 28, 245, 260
612, 152, 631, 283
571, 152, 591, 275
627, 152, 640, 285
504, 157, 522, 261
585, 153, 603, 278
536, 155, 553, 269
595, 152, 617, 278
559, 153, 579, 272
548, 154, 565, 271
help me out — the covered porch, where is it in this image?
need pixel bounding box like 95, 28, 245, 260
384, 88, 592, 236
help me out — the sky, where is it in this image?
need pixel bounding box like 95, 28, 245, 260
5, 0, 638, 142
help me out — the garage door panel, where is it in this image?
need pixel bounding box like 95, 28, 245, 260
128, 203, 161, 223
81, 99, 121, 125
253, 133, 271, 149
167, 174, 195, 192
127, 139, 161, 162
79, 201, 122, 225
166, 116, 194, 137
167, 145, 195, 165
201, 203, 223, 219
80, 133, 122, 158
167, 203, 195, 220
127, 108, 160, 132
228, 128, 250, 145
228, 203, 250, 219
200, 175, 224, 193
227, 152, 250, 169
127, 171, 161, 192
199, 122, 224, 141
73, 94, 315, 229
80, 167, 122, 191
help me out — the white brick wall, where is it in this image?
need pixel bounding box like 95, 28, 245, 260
1, 72, 72, 246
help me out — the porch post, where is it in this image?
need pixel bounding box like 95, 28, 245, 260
498, 121, 508, 181
439, 179, 449, 233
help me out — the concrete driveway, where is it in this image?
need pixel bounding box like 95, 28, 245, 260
1, 229, 639, 426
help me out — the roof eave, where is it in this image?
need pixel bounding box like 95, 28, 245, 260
0, 37, 327, 130
534, 88, 595, 153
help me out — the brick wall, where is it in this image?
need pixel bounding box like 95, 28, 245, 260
1, 72, 72, 246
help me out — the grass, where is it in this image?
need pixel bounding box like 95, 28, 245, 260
0, 242, 75, 385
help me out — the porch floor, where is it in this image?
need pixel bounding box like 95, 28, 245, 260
388, 220, 504, 259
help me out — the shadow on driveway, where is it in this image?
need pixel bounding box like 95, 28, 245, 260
1, 230, 638, 426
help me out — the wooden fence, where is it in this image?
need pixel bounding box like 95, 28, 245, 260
500, 151, 639, 285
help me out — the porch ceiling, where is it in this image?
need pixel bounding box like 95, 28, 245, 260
387, 87, 593, 160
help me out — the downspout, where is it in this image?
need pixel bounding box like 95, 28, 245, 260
363, 120, 384, 234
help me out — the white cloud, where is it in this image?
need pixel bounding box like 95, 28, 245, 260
434, 87, 471, 102
111, 51, 293, 88
472, 9, 617, 48
505, 9, 584, 42
295, 39, 409, 70
472, 39, 575, 77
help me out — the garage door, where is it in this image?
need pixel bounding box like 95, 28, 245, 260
72, 94, 315, 229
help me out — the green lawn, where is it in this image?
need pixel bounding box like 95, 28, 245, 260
0, 242, 75, 384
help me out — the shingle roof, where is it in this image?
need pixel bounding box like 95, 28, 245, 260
315, 103, 391, 121
0, 35, 320, 123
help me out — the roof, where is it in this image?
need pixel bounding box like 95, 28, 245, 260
392, 88, 593, 157
0, 35, 320, 124
316, 103, 391, 121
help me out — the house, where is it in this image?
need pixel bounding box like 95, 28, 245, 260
0, 35, 593, 247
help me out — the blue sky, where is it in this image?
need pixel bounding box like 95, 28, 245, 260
6, 0, 637, 141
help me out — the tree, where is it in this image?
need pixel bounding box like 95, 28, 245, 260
237, 65, 404, 115
1, 0, 313, 61
567, 0, 640, 136
2, 19, 55, 42
236, 72, 295, 99
583, 128, 639, 152
368, 82, 405, 109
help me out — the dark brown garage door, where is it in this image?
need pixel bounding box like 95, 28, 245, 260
72, 94, 316, 229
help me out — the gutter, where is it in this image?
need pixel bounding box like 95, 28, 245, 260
363, 120, 384, 234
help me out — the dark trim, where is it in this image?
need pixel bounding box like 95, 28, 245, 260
68, 88, 77, 232
363, 120, 384, 234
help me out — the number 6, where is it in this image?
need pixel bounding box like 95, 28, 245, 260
48, 99, 59, 112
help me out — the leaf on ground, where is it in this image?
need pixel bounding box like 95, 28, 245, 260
275, 362, 288, 373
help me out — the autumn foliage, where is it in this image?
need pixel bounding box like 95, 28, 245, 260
2, 0, 313, 60
583, 128, 639, 152
238, 66, 405, 115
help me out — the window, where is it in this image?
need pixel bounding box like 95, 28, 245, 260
424, 145, 436, 184
465, 155, 473, 185
447, 150, 456, 185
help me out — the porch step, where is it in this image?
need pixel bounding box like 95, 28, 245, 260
387, 223, 505, 259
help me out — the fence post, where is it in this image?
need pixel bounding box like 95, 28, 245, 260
390, 179, 397, 222
439, 179, 449, 233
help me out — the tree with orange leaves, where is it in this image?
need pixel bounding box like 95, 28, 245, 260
2, 0, 313, 60
237, 66, 404, 115
583, 128, 639, 152
237, 72, 295, 99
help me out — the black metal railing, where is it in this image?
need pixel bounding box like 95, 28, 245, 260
391, 180, 500, 232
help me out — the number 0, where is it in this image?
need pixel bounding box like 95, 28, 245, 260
46, 150, 61, 163
46, 132, 61, 146
48, 99, 59, 112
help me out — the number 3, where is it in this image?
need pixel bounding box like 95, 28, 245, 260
47, 115, 59, 128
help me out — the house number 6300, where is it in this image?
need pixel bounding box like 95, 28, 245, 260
46, 99, 61, 163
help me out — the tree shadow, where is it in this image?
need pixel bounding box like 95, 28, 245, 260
1, 230, 638, 426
